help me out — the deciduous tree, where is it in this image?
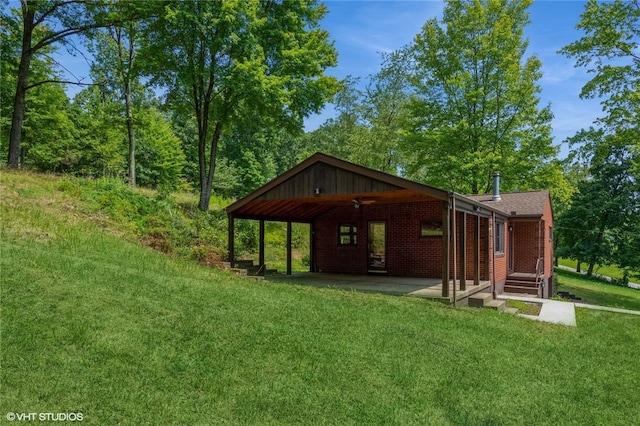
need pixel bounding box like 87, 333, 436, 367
560, 0, 639, 278
4, 0, 122, 169
143, 0, 338, 211
557, 142, 638, 278
400, 0, 558, 194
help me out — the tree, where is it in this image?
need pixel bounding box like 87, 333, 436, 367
87, 1, 155, 187
72, 85, 126, 177
399, 0, 558, 194
560, 0, 639, 134
4, 0, 123, 169
557, 142, 639, 278
559, 0, 639, 278
134, 107, 185, 196
143, 0, 338, 211
304, 67, 410, 174
21, 82, 78, 171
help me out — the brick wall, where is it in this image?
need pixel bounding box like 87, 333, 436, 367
313, 201, 444, 277
511, 221, 541, 273
313, 201, 489, 279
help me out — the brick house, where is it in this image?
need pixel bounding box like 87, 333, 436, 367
226, 153, 554, 301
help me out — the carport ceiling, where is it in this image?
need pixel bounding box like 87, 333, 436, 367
229, 189, 441, 222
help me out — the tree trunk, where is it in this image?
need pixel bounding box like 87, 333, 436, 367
7, 8, 35, 168
125, 79, 136, 187
587, 213, 610, 277
197, 121, 222, 211
576, 261, 581, 273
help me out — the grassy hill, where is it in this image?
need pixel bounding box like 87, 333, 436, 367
2, 170, 640, 425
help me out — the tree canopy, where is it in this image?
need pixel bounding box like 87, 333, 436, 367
142, 0, 339, 210
398, 0, 559, 195
558, 0, 639, 279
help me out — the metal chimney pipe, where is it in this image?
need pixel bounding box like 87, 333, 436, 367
492, 171, 502, 202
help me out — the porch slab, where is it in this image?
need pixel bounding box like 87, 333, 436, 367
266, 272, 490, 303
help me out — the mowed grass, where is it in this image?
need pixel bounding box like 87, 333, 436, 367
555, 268, 640, 311
557, 258, 638, 283
2, 170, 640, 425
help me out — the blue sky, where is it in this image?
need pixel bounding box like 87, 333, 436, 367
307, 1, 602, 157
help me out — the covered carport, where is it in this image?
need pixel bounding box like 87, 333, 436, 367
225, 153, 496, 302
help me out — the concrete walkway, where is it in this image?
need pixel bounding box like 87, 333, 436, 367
498, 295, 640, 327
574, 303, 640, 316
498, 295, 577, 327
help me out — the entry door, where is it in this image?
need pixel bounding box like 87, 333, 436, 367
368, 221, 386, 273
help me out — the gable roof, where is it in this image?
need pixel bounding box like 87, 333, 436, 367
227, 152, 483, 221
466, 190, 551, 218
226, 152, 547, 222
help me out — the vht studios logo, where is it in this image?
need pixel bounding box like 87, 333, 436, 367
6, 412, 83, 422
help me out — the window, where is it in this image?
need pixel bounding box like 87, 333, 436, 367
549, 227, 553, 242
495, 221, 505, 254
420, 220, 443, 237
339, 224, 357, 245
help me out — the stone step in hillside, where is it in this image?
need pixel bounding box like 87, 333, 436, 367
223, 260, 277, 278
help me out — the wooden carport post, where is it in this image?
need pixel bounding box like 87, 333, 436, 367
228, 213, 235, 269
474, 215, 481, 286
441, 200, 450, 298
459, 211, 467, 291
286, 221, 292, 275
259, 220, 265, 270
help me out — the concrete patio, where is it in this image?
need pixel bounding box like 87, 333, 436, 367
266, 272, 491, 303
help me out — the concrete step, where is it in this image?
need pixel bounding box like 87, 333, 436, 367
503, 307, 519, 315
245, 275, 265, 281
506, 279, 539, 288
507, 274, 538, 282
485, 299, 507, 311
235, 259, 255, 269
504, 285, 539, 295
468, 292, 493, 308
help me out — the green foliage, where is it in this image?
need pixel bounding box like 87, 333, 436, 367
134, 108, 186, 196
559, 0, 640, 132
72, 86, 127, 177
304, 69, 409, 174
5, 0, 133, 168
558, 1, 639, 279
0, 4, 19, 154
22, 84, 79, 171
400, 0, 559, 195
142, 0, 339, 210
557, 143, 639, 278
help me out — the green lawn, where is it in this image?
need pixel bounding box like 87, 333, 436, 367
2, 170, 640, 424
556, 258, 637, 283
554, 268, 640, 311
